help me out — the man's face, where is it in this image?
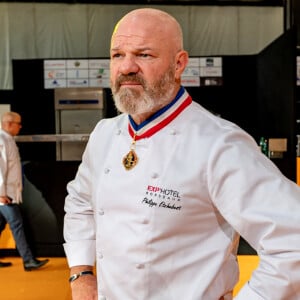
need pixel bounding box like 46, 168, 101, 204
5, 117, 22, 136
110, 23, 177, 116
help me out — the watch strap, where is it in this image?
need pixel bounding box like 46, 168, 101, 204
69, 270, 94, 283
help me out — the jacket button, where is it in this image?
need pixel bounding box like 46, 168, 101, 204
170, 129, 177, 135
135, 263, 145, 269
151, 172, 159, 178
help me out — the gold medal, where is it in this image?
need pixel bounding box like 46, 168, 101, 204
123, 133, 138, 170
123, 149, 138, 170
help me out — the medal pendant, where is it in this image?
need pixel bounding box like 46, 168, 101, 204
123, 149, 138, 170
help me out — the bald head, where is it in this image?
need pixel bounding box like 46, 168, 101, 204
111, 8, 184, 55
109, 8, 189, 123
1, 111, 22, 136
1, 111, 20, 124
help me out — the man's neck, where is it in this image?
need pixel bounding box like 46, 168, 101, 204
129, 86, 183, 125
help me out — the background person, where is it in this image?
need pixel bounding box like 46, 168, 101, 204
64, 8, 300, 300
0, 111, 49, 271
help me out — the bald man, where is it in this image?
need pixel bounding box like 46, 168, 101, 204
64, 8, 300, 300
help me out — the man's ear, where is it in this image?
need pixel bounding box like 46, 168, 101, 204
175, 50, 189, 79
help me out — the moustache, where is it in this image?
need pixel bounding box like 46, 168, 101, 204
116, 74, 145, 87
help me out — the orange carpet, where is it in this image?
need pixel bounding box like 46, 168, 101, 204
0, 225, 72, 299
0, 257, 71, 300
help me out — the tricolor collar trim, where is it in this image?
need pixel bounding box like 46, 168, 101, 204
128, 87, 192, 140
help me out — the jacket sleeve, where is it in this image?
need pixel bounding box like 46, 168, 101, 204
63, 139, 96, 268
208, 128, 300, 299
234, 284, 265, 299
0, 140, 8, 196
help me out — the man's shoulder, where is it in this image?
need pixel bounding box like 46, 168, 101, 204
95, 114, 127, 130
0, 130, 7, 141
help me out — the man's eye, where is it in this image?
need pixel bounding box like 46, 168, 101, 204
111, 53, 121, 58
139, 53, 150, 58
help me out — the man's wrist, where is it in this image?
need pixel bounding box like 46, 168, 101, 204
69, 270, 94, 283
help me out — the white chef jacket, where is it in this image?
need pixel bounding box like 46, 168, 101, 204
0, 129, 22, 203
64, 88, 300, 299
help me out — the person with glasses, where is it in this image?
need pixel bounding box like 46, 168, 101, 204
0, 111, 49, 271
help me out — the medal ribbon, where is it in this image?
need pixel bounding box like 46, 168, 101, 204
128, 88, 192, 140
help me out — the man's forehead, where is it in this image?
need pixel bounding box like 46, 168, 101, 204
111, 34, 162, 49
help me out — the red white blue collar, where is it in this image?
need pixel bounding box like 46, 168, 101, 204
128, 87, 192, 140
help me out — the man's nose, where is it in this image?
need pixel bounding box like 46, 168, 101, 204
119, 56, 139, 75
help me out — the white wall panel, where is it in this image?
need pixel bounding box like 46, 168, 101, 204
0, 3, 284, 90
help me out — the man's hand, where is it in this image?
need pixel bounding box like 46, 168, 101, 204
69, 266, 97, 300
0, 196, 12, 205
71, 274, 98, 300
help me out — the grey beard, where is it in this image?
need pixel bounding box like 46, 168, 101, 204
113, 88, 157, 115
111, 65, 177, 115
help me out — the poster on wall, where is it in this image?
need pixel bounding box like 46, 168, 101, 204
44, 57, 223, 89
199, 57, 223, 86
44, 60, 67, 89
88, 59, 110, 88
44, 59, 110, 89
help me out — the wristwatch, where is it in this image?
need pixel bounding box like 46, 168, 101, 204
69, 270, 94, 283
